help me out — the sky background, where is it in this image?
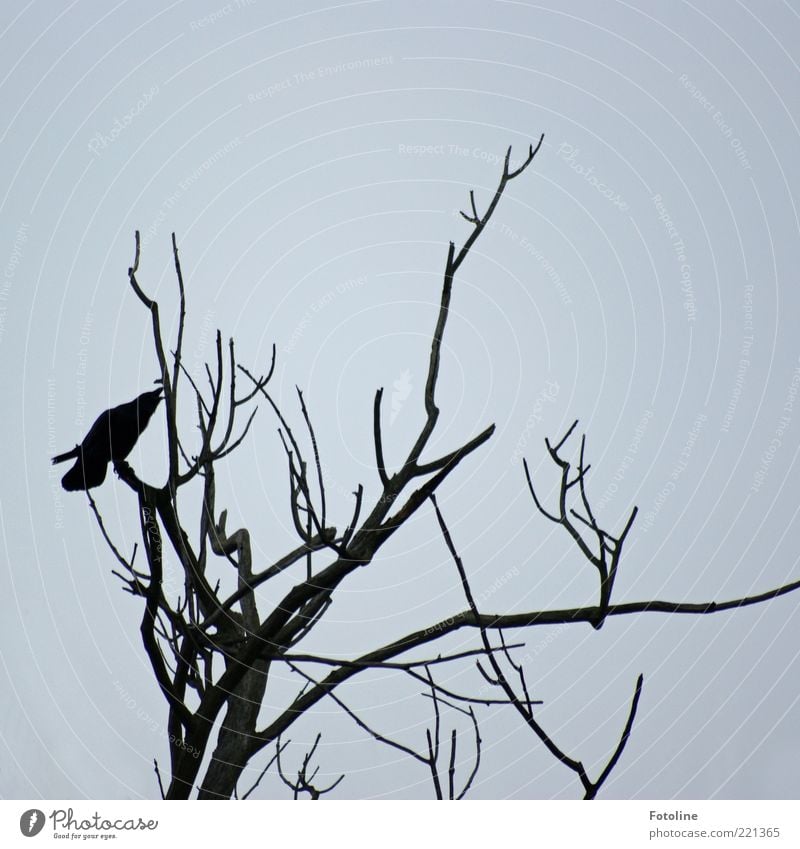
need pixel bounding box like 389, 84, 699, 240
2, 0, 800, 800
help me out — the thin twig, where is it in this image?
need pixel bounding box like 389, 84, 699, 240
240, 740, 289, 800
153, 759, 166, 800
586, 673, 644, 799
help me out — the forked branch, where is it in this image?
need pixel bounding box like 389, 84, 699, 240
524, 421, 638, 627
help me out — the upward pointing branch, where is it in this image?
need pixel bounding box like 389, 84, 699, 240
127, 230, 180, 486
405, 135, 545, 470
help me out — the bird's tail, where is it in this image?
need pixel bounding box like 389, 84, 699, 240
52, 446, 79, 465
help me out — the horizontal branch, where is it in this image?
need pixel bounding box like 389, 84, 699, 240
274, 643, 526, 671
248, 573, 800, 757
255, 574, 800, 738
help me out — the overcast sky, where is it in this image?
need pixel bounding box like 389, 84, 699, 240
2, 0, 800, 800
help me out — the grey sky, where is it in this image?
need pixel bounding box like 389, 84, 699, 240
2, 0, 800, 799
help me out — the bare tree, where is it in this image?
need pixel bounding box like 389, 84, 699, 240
80, 136, 800, 800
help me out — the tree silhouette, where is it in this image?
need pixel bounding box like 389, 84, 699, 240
77, 137, 800, 799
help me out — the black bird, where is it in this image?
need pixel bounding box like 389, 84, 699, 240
52, 386, 163, 491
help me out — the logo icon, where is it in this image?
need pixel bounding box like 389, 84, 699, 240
19, 809, 45, 837
390, 369, 412, 424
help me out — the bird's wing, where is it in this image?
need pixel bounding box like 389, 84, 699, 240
61, 455, 108, 491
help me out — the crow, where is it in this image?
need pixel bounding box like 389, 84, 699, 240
52, 386, 163, 491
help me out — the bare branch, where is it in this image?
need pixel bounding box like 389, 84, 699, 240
431, 491, 636, 798
276, 734, 344, 800
457, 707, 481, 800
373, 388, 390, 487
274, 733, 345, 800
459, 189, 480, 224
240, 740, 289, 800
586, 673, 644, 799
342, 484, 364, 550
297, 387, 326, 529
127, 231, 152, 309
275, 643, 526, 672
402, 138, 544, 471
525, 422, 642, 626
154, 759, 166, 800
448, 728, 457, 800
288, 662, 427, 764
426, 728, 443, 799
201, 530, 336, 631
86, 490, 142, 591
170, 233, 186, 424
